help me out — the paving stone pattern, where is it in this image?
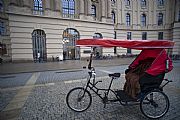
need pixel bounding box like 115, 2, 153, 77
0, 61, 179, 120
18, 64, 180, 120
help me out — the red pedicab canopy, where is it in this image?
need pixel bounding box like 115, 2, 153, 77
76, 38, 174, 76
76, 38, 174, 49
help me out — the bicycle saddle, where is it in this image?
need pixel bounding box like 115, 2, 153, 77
109, 73, 121, 78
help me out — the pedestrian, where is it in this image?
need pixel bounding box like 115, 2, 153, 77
37, 53, 40, 63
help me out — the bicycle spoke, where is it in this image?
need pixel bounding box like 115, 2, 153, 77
140, 90, 169, 119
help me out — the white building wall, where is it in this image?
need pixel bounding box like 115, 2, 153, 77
2, 0, 179, 61
173, 23, 180, 55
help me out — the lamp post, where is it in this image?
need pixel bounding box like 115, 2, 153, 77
62, 37, 70, 60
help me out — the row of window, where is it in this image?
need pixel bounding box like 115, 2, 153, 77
125, 13, 163, 26
111, 12, 164, 26
32, 0, 166, 15
124, 32, 164, 40
0, 0, 166, 12
1, 0, 179, 23
112, 0, 165, 7
114, 31, 163, 40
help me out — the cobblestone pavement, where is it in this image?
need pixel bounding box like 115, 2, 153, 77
0, 61, 179, 120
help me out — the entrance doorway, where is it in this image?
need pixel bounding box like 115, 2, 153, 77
62, 28, 80, 60
32, 29, 47, 62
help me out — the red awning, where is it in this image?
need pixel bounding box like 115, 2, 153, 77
76, 39, 174, 50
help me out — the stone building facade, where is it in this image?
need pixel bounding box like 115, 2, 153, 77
0, 0, 180, 62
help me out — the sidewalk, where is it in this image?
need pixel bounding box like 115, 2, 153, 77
0, 58, 134, 75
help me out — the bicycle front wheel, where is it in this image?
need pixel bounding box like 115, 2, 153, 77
140, 89, 170, 119
66, 87, 92, 112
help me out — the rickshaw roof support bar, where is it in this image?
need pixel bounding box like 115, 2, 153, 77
76, 39, 174, 49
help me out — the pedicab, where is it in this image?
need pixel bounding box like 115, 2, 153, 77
66, 38, 174, 119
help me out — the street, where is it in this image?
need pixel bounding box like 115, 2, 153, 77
0, 62, 180, 120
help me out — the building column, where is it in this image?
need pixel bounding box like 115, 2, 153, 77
101, 0, 107, 22
87, 0, 92, 16
153, 0, 157, 26
122, 0, 126, 25
23, 0, 30, 8
132, 0, 138, 27
148, 0, 153, 26
101, 0, 106, 17
54, 0, 61, 12
107, 0, 112, 18
79, 0, 85, 14
79, 0, 85, 19
116, 0, 122, 25
45, 0, 51, 10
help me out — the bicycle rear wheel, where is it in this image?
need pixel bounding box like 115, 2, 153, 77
140, 89, 169, 119
66, 87, 92, 112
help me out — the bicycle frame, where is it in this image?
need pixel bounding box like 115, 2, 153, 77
83, 68, 119, 106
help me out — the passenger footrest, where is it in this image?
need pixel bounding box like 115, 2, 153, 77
115, 90, 136, 102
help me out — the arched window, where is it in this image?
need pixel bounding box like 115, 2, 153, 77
0, 0, 3, 12
33, 0, 43, 15
157, 0, 164, 6
93, 33, 103, 38
125, 0, 130, 6
126, 13, 130, 26
62, 0, 75, 17
141, 14, 146, 26
111, 11, 115, 24
111, 0, 116, 4
91, 5, 96, 17
62, 28, 80, 60
158, 13, 163, 26
32, 29, 47, 62
141, 0, 146, 7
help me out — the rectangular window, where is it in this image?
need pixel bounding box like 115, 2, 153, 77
142, 32, 147, 40
114, 31, 117, 54
33, 0, 43, 15
0, 0, 3, 12
158, 0, 164, 6
127, 32, 131, 40
114, 31, 117, 39
0, 43, 7, 56
0, 21, 5, 35
158, 13, 163, 26
141, 0, 146, 7
114, 47, 117, 54
125, 0, 130, 6
126, 14, 130, 26
178, 10, 180, 22
158, 32, 163, 40
127, 32, 132, 54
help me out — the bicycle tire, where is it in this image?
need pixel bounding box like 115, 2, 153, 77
140, 89, 170, 119
66, 87, 92, 112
